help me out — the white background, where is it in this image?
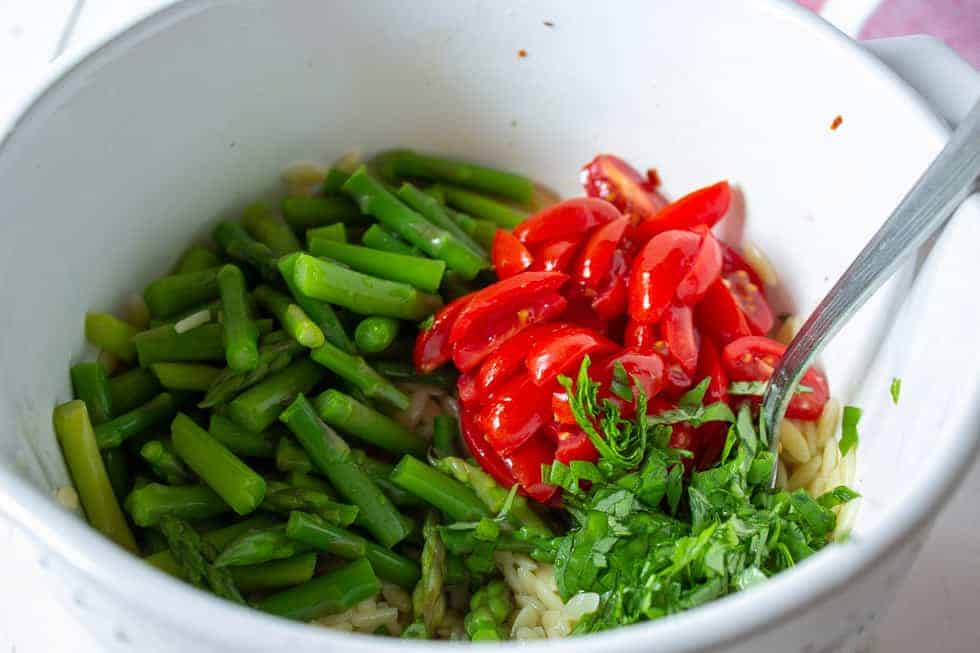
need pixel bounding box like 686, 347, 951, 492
0, 2, 977, 651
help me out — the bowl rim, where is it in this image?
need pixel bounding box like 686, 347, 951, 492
0, 0, 977, 650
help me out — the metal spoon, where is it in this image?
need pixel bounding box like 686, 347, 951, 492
762, 99, 980, 486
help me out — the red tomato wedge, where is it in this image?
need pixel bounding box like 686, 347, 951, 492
662, 303, 699, 376
551, 390, 576, 425
628, 230, 701, 324
725, 269, 774, 335
600, 349, 665, 407
590, 250, 629, 321
492, 230, 533, 279
501, 433, 558, 503
650, 337, 696, 399
525, 326, 618, 387
476, 322, 568, 396
529, 239, 581, 273
580, 154, 668, 221
721, 241, 766, 289
722, 336, 829, 420
481, 374, 554, 454
624, 319, 656, 352
413, 296, 471, 373
675, 226, 723, 305
555, 428, 599, 464
457, 371, 479, 407
459, 408, 516, 488
696, 337, 728, 406
694, 279, 753, 346
450, 271, 568, 371
561, 285, 610, 335
514, 198, 621, 245
574, 216, 630, 290
633, 181, 731, 243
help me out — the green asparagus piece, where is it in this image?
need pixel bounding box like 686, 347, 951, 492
397, 182, 487, 257
288, 253, 442, 321
253, 285, 324, 348
371, 360, 457, 390
256, 558, 379, 621
242, 202, 302, 256
143, 268, 221, 319
286, 471, 335, 495
354, 317, 400, 354
171, 413, 266, 515
263, 487, 358, 527
413, 512, 447, 634
348, 450, 424, 508
108, 368, 161, 414
431, 415, 459, 459
342, 168, 486, 280
199, 336, 304, 409
141, 439, 193, 485
133, 323, 225, 366
390, 456, 491, 522
286, 512, 420, 588
276, 436, 313, 473
207, 415, 277, 459
433, 457, 551, 535
446, 209, 498, 250
284, 511, 366, 560
212, 220, 280, 279
375, 149, 534, 204
440, 185, 526, 229
125, 483, 230, 527
361, 224, 419, 256
281, 196, 365, 230
465, 579, 513, 640
231, 552, 317, 592
146, 513, 281, 573
225, 358, 324, 432
313, 389, 425, 456
217, 264, 260, 372
84, 312, 139, 363
101, 448, 131, 500
70, 362, 113, 425
279, 395, 410, 548
53, 401, 138, 552
308, 238, 446, 293
276, 254, 356, 354
310, 341, 409, 411
149, 363, 222, 392
94, 392, 177, 449
159, 516, 245, 604
173, 245, 222, 274
305, 223, 346, 246
148, 299, 220, 331
214, 525, 313, 567
322, 168, 352, 195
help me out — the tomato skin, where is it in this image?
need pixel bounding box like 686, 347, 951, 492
696, 337, 728, 406
651, 337, 695, 399
481, 374, 554, 454
589, 250, 629, 321
514, 198, 621, 245
561, 285, 610, 335
601, 349, 665, 405
552, 390, 576, 425
492, 230, 533, 280
725, 269, 774, 335
476, 322, 567, 396
580, 154, 668, 221
555, 428, 599, 464
414, 296, 472, 373
526, 326, 619, 387
721, 241, 765, 289
450, 271, 568, 371
694, 279, 753, 346
675, 226, 723, 305
662, 303, 699, 376
529, 239, 581, 273
457, 371, 480, 407
501, 433, 558, 503
722, 336, 829, 420
624, 319, 656, 352
459, 408, 517, 488
633, 181, 731, 242
574, 216, 631, 290
628, 230, 701, 324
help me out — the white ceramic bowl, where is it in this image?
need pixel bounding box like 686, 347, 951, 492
0, 2, 978, 651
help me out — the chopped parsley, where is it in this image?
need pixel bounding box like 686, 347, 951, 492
890, 377, 901, 405
839, 405, 861, 457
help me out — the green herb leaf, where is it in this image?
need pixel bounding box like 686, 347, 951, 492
728, 381, 812, 396
890, 377, 901, 405
817, 485, 860, 509
839, 405, 861, 457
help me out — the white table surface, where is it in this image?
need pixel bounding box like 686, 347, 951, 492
0, 2, 977, 651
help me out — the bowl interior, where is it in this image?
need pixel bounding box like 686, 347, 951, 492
0, 0, 964, 649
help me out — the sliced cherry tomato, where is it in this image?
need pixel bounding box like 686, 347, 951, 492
552, 390, 576, 425
580, 154, 668, 221
555, 428, 599, 464
668, 422, 700, 472
651, 337, 695, 399
675, 226, 722, 305
481, 374, 554, 454
590, 250, 629, 321
459, 408, 516, 488
492, 229, 533, 280
457, 371, 480, 407
526, 326, 618, 387
696, 423, 729, 470
628, 230, 701, 324
722, 336, 829, 420
513, 198, 621, 245
624, 319, 656, 352
600, 349, 665, 406
561, 285, 610, 334
662, 303, 698, 376
720, 241, 766, 289
725, 269, 774, 335
696, 337, 728, 406
694, 279, 753, 346
529, 239, 581, 273
450, 271, 568, 371
633, 181, 731, 242
501, 432, 558, 503
476, 322, 568, 396
414, 296, 471, 373
574, 216, 630, 290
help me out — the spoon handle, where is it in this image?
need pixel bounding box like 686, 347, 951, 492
762, 99, 980, 469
